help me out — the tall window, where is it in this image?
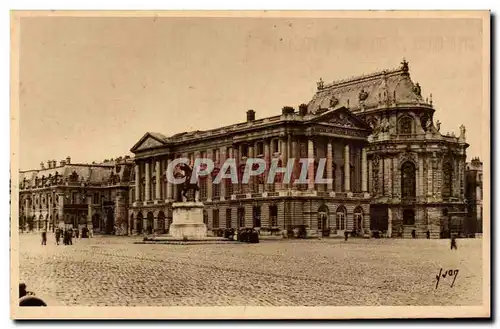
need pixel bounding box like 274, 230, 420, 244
237, 207, 245, 228
253, 206, 261, 228
336, 206, 346, 230
354, 207, 363, 231
203, 210, 208, 225
269, 205, 278, 227
442, 162, 453, 198
399, 117, 413, 134
212, 209, 219, 228
226, 208, 232, 228
199, 177, 207, 200
213, 178, 220, 198
401, 161, 416, 198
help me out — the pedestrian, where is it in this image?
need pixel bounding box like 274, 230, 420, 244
426, 230, 430, 239
55, 228, 61, 245
89, 227, 94, 238
68, 230, 73, 245
41, 231, 47, 245
344, 230, 349, 241
75, 228, 80, 239
451, 235, 458, 250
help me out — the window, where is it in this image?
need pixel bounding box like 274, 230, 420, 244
253, 206, 261, 228
241, 144, 249, 158
270, 205, 278, 227
256, 142, 264, 156
71, 192, 77, 204
226, 208, 232, 228
401, 161, 416, 198
272, 139, 279, 153
199, 177, 207, 200
399, 117, 413, 134
225, 178, 233, 197
213, 180, 220, 198
336, 206, 346, 230
442, 162, 453, 198
237, 207, 245, 228
354, 207, 363, 231
213, 209, 219, 228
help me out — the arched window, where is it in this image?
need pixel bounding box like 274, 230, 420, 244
336, 206, 347, 231
226, 208, 232, 228
401, 161, 416, 198
237, 207, 245, 228
253, 206, 261, 228
269, 204, 278, 227
442, 162, 453, 197
353, 207, 364, 232
399, 117, 413, 135
318, 205, 329, 234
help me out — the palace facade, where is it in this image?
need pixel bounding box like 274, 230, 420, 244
309, 59, 469, 238
19, 59, 476, 239
128, 106, 372, 238
19, 156, 134, 234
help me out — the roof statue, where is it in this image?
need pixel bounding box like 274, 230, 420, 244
316, 78, 324, 90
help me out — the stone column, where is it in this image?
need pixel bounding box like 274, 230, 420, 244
418, 156, 424, 198
282, 137, 288, 189
115, 191, 127, 235
219, 147, 226, 198
344, 144, 350, 192
427, 156, 434, 197
155, 160, 161, 200
166, 159, 173, 200
207, 149, 213, 200
361, 147, 368, 192
248, 144, 254, 193
385, 157, 392, 197
263, 140, 270, 192
291, 138, 299, 188
308, 139, 315, 190
134, 164, 140, 202
387, 208, 393, 238
326, 141, 333, 191
86, 195, 92, 229
368, 159, 372, 193
58, 194, 65, 228
145, 161, 151, 201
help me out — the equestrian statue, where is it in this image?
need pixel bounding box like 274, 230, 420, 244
175, 163, 200, 202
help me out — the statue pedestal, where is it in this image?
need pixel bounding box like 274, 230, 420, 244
169, 202, 207, 239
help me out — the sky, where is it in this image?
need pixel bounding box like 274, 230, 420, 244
17, 15, 485, 171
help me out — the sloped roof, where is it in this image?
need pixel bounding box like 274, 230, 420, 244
307, 60, 426, 114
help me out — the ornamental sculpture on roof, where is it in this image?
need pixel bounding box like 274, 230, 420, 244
316, 78, 324, 90
401, 58, 409, 73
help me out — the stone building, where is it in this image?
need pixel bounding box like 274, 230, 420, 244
309, 59, 469, 238
129, 106, 372, 238
19, 156, 134, 234
465, 157, 483, 236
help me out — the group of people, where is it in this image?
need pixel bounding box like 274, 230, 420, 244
41, 227, 94, 245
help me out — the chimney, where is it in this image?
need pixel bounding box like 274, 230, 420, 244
298, 104, 308, 116
282, 106, 295, 115
40, 162, 45, 170
60, 159, 66, 167
66, 156, 71, 164
246, 109, 255, 122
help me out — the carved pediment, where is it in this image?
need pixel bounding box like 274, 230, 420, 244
323, 112, 356, 128
136, 137, 164, 151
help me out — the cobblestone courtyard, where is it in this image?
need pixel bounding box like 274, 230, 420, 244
18, 234, 483, 306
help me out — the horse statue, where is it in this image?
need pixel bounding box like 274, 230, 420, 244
176, 163, 200, 202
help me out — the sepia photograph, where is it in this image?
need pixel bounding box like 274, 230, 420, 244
10, 10, 490, 319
